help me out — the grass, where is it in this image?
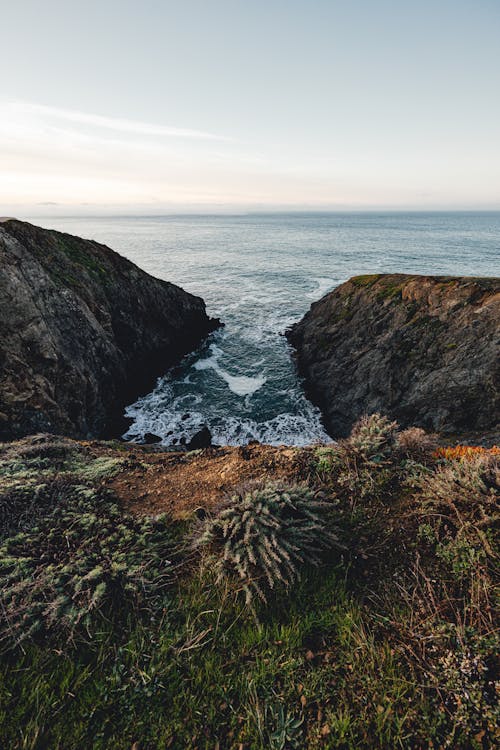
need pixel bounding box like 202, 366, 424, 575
350, 275, 382, 288
376, 283, 403, 302
0, 426, 498, 749
56, 236, 108, 280
0, 568, 438, 749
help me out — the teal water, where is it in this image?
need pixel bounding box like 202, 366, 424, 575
31, 212, 500, 445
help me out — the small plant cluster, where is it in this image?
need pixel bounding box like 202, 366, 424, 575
347, 413, 399, 460
435, 444, 500, 460
415, 453, 499, 583
0, 436, 125, 538
438, 636, 499, 746
315, 413, 438, 503
402, 452, 499, 745
194, 482, 341, 606
0, 484, 173, 647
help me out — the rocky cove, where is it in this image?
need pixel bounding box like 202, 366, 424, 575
0, 220, 499, 749
1, 220, 498, 446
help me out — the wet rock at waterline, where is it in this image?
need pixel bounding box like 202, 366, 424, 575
187, 426, 213, 450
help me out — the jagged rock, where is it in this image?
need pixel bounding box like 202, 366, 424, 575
187, 426, 212, 450
287, 274, 500, 437
0, 220, 220, 440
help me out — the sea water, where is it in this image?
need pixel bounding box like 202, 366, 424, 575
31, 212, 500, 445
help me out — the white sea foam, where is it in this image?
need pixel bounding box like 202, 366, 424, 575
124, 371, 332, 447
306, 277, 336, 300
193, 344, 267, 396
125, 403, 331, 447
208, 413, 331, 447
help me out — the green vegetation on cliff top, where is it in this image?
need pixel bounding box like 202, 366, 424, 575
0, 422, 498, 749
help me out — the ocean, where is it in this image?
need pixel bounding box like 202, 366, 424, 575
30, 212, 500, 446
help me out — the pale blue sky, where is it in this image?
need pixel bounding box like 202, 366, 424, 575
1, 0, 499, 211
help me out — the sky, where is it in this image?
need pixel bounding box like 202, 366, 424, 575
1, 0, 499, 213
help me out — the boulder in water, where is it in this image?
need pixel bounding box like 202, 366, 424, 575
143, 432, 162, 445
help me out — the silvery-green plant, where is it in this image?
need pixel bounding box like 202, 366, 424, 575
195, 482, 340, 606
0, 485, 173, 648
347, 413, 398, 460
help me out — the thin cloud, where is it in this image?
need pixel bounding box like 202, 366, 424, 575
4, 101, 232, 142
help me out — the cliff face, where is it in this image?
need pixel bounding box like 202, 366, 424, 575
287, 274, 500, 437
0, 220, 219, 440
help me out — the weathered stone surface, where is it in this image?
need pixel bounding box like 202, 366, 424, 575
0, 220, 220, 439
287, 274, 500, 437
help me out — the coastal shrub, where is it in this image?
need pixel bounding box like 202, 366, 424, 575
194, 482, 341, 606
0, 485, 174, 648
16, 436, 82, 464
416, 453, 499, 523
0, 436, 126, 539
412, 453, 498, 626
396, 426, 438, 462
0, 435, 84, 478
347, 413, 398, 461
314, 416, 439, 505
314, 416, 397, 502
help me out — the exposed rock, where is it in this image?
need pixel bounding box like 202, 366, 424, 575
0, 220, 220, 440
143, 432, 162, 445
187, 425, 212, 450
287, 274, 500, 437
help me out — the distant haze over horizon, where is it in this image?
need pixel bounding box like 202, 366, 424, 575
1, 1, 499, 212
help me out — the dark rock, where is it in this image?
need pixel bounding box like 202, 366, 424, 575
0, 220, 220, 440
143, 432, 162, 444
238, 444, 254, 460
287, 274, 500, 437
187, 425, 212, 450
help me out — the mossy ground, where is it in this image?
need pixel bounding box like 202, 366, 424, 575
0, 431, 498, 749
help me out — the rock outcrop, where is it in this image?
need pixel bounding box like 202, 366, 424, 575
0, 219, 220, 440
287, 274, 500, 437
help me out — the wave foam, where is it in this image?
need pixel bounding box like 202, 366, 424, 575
305, 277, 336, 300
124, 380, 332, 448
193, 344, 267, 396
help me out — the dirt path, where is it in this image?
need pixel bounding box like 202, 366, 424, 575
106, 444, 310, 518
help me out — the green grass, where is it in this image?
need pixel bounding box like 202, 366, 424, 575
56, 237, 108, 280
0, 567, 445, 750
350, 275, 382, 288
376, 283, 403, 302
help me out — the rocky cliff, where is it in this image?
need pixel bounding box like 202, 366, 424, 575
287, 274, 500, 437
0, 219, 219, 440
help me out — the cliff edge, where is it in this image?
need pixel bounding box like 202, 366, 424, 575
0, 220, 219, 439
287, 273, 500, 437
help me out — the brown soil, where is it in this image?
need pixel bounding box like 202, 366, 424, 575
104, 444, 310, 518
